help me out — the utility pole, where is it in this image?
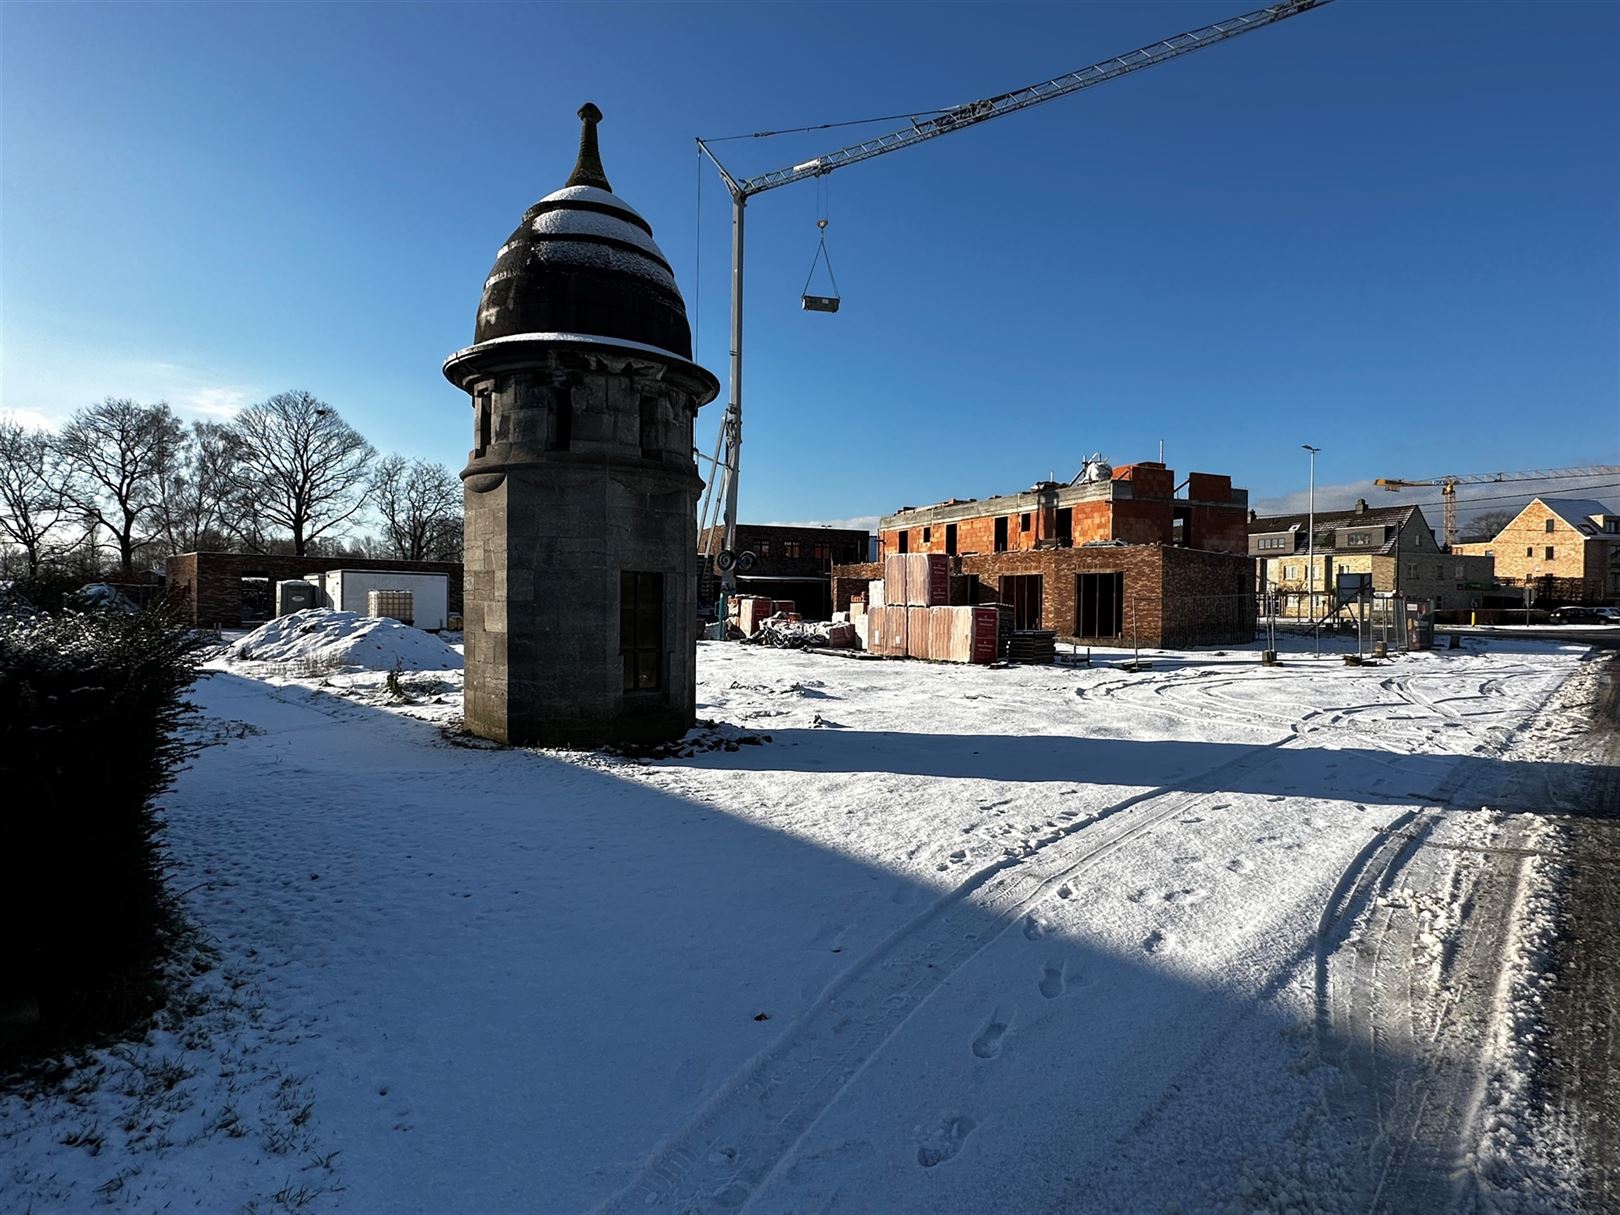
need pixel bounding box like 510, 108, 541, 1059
1302, 444, 1320, 657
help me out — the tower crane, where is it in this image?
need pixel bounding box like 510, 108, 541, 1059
694, 0, 1336, 623
1374, 466, 1620, 547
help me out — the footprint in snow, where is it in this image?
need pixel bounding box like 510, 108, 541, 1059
1163, 887, 1208, 905
1038, 961, 1066, 999
971, 1011, 1010, 1059
1126, 888, 1149, 904
1226, 858, 1253, 875
1056, 883, 1074, 900
916, 1116, 977, 1168
1143, 930, 1169, 954
1022, 913, 1048, 941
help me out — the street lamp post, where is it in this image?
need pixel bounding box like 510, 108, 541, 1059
1302, 444, 1320, 657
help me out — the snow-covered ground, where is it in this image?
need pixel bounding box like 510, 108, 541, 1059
0, 635, 1602, 1213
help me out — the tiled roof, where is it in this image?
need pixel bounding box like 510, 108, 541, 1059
1539, 498, 1618, 536
1249, 505, 1422, 555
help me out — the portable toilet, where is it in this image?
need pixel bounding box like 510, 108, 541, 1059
275, 580, 318, 616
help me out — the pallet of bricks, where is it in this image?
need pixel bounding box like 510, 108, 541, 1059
865, 554, 999, 664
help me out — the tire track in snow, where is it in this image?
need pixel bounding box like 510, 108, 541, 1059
1314, 663, 1575, 1213
596, 734, 1312, 1215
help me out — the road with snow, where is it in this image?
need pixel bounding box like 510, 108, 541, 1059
1, 634, 1608, 1214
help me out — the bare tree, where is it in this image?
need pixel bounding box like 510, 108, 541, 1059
57, 398, 183, 577
1459, 507, 1518, 541
371, 455, 462, 561
0, 415, 71, 576
157, 420, 241, 555
229, 390, 374, 556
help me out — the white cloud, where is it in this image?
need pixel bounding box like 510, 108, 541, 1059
1, 408, 57, 432
1253, 475, 1620, 522
183, 387, 247, 419
757, 515, 880, 532
1251, 479, 1384, 517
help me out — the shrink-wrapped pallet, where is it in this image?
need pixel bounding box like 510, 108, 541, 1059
907, 606, 932, 660
970, 606, 999, 664
883, 554, 908, 606
907, 554, 951, 606
889, 605, 911, 657
929, 606, 955, 662
868, 579, 885, 609
825, 622, 856, 648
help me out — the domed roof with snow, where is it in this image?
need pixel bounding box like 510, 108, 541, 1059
470, 103, 693, 360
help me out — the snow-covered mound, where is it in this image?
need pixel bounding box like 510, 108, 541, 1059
229, 609, 462, 670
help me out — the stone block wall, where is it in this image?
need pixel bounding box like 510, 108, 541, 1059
456, 345, 710, 747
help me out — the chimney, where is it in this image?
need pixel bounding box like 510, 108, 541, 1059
1249, 508, 1257, 522
1353, 498, 1368, 514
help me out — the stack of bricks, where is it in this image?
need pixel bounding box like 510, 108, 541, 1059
864, 554, 997, 663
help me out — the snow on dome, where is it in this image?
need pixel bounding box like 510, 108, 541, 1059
528, 208, 668, 261
492, 239, 676, 291
229, 609, 462, 671
537, 184, 648, 222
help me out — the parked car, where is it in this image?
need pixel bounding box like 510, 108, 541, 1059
1549, 605, 1602, 624
1596, 606, 1620, 623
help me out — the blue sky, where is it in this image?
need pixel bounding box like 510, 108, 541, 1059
3, 0, 1617, 528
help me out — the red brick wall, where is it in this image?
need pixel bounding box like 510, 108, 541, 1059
167, 552, 464, 628
830, 562, 884, 613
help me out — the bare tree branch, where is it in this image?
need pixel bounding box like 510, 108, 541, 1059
57, 398, 183, 577
0, 415, 71, 576
371, 455, 462, 561
229, 391, 374, 556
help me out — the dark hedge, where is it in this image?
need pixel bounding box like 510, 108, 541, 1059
0, 597, 205, 1063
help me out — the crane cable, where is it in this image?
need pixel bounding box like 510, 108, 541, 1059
801, 175, 840, 300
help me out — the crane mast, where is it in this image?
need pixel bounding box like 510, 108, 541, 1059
695, 0, 1336, 620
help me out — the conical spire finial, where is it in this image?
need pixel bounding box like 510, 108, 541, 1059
565, 102, 611, 191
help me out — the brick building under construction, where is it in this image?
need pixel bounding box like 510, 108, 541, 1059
832, 460, 1255, 648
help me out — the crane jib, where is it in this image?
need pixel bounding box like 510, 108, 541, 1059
728, 0, 1335, 199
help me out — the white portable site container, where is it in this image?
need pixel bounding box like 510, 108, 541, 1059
305, 570, 449, 632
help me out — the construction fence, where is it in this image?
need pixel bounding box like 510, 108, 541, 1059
1066, 592, 1433, 657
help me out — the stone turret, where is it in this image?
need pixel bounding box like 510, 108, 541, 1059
443, 104, 719, 747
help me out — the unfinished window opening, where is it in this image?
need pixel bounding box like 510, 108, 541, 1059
945, 523, 958, 555
1172, 506, 1190, 547
1545, 546, 1555, 560
922, 526, 931, 545
474, 385, 493, 457
898, 531, 910, 554
1020, 512, 1032, 532
240, 575, 273, 625
999, 574, 1043, 631
1545, 518, 1556, 533
1056, 508, 1072, 548
620, 571, 664, 693
994, 516, 1009, 553
1076, 571, 1124, 638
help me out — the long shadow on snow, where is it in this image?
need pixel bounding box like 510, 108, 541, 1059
173, 670, 1523, 1215
658, 728, 1607, 818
